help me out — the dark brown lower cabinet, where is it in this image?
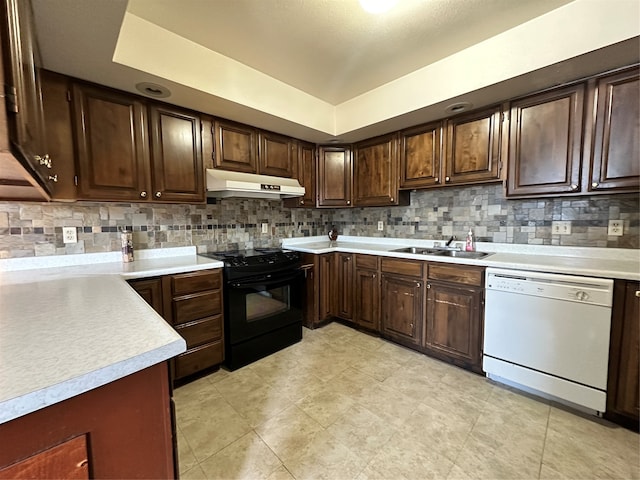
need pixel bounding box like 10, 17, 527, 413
354, 254, 380, 331
380, 274, 424, 350
128, 268, 224, 383
424, 263, 484, 373
0, 363, 175, 479
319, 253, 336, 323
606, 280, 640, 429
336, 253, 354, 321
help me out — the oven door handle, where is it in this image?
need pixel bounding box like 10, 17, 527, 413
230, 269, 304, 289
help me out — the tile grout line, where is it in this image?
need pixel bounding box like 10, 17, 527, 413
537, 405, 553, 479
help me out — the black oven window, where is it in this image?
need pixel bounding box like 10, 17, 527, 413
246, 285, 290, 323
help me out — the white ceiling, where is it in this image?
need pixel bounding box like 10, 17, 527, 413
31, 0, 640, 143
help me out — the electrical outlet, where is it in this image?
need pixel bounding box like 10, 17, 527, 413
261, 223, 269, 234
551, 221, 572, 235
377, 221, 384, 231
62, 227, 77, 243
608, 220, 624, 236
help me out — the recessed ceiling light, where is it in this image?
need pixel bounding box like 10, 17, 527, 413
445, 102, 473, 114
359, 0, 398, 14
135, 82, 171, 98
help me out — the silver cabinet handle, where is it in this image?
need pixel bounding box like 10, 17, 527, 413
140, 191, 147, 198
346, 200, 351, 205
36, 154, 51, 168
47, 174, 58, 183
635, 291, 640, 298
416, 282, 421, 287
155, 191, 162, 198
445, 176, 451, 182
435, 177, 439, 183
592, 182, 599, 188
390, 197, 394, 202
570, 184, 578, 191
300, 200, 304, 205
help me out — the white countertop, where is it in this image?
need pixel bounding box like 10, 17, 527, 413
0, 247, 224, 425
283, 236, 640, 281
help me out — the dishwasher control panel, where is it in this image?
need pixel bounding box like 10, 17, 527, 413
485, 268, 613, 307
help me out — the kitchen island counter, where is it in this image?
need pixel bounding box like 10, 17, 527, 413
0, 247, 223, 425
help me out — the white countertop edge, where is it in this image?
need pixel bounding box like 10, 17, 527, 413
0, 246, 198, 272
0, 338, 185, 425
283, 236, 639, 261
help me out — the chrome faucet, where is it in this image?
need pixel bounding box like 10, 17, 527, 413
445, 235, 457, 247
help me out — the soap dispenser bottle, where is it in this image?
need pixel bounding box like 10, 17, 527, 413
465, 228, 475, 252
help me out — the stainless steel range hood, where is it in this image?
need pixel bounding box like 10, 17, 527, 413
205, 169, 305, 200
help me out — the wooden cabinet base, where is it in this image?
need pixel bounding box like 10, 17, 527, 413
0, 363, 176, 479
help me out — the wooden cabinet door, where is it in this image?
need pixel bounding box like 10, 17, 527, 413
317, 145, 352, 207
213, 119, 257, 173
425, 281, 483, 372
507, 84, 585, 197
400, 121, 443, 189
444, 105, 502, 185
40, 70, 76, 200
318, 253, 335, 321
354, 133, 403, 206
336, 252, 354, 320
150, 104, 204, 203
128, 277, 164, 316
0, 434, 89, 480
588, 68, 639, 193
0, 0, 49, 186
72, 83, 151, 201
380, 274, 423, 348
284, 141, 316, 208
259, 131, 296, 178
300, 255, 318, 328
354, 267, 379, 331
607, 280, 640, 423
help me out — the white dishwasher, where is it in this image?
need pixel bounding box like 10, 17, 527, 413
483, 267, 614, 414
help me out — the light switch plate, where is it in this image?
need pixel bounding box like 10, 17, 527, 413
608, 220, 623, 236
261, 223, 269, 234
377, 221, 384, 231
62, 227, 77, 243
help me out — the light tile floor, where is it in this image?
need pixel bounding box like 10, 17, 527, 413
175, 323, 640, 480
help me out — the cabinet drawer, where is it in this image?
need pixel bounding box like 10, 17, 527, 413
173, 291, 221, 325
175, 315, 222, 348
171, 269, 221, 296
381, 258, 423, 278
356, 254, 379, 270
174, 341, 223, 379
427, 263, 484, 287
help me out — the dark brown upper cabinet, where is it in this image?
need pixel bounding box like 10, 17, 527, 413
259, 130, 296, 178
284, 141, 316, 208
213, 119, 258, 174
72, 83, 152, 202
507, 67, 639, 198
0, 0, 54, 200
317, 145, 352, 207
149, 104, 204, 203
587, 67, 639, 194
400, 121, 443, 189
506, 84, 585, 197
443, 105, 503, 186
354, 133, 409, 207
212, 119, 297, 178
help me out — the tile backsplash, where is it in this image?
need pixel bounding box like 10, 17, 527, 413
0, 183, 637, 258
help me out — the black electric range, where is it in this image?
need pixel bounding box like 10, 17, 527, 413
198, 247, 304, 370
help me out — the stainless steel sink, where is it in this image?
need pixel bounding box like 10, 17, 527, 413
439, 250, 493, 259
391, 247, 492, 259
391, 247, 428, 254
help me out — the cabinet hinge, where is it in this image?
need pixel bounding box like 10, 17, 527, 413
501, 111, 509, 123
5, 85, 18, 113
74, 175, 78, 186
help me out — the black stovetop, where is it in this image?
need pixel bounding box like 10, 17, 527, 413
199, 248, 301, 274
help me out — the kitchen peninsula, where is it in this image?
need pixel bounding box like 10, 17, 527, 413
0, 247, 222, 478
